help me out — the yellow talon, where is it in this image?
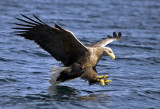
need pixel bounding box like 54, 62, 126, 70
100, 79, 105, 86
97, 75, 104, 79
97, 75, 111, 86
97, 75, 108, 79
104, 79, 112, 83
103, 75, 108, 78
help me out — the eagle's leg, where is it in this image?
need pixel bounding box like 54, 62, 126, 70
97, 75, 112, 86
81, 67, 112, 86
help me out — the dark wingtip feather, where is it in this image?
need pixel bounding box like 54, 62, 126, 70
12, 30, 26, 36
13, 23, 34, 27
113, 32, 117, 38
107, 32, 122, 39
14, 33, 25, 36
118, 32, 122, 38
11, 27, 31, 30
32, 14, 46, 25
12, 30, 26, 34
20, 14, 42, 25
15, 17, 37, 25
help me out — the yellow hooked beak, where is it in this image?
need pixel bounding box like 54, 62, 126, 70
109, 53, 115, 60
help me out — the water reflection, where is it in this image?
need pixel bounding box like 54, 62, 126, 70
47, 85, 79, 101
48, 85, 110, 102
48, 85, 78, 96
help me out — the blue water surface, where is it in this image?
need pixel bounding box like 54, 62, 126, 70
0, 0, 160, 109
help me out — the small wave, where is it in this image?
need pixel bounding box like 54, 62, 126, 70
25, 94, 49, 100
32, 71, 43, 74
0, 57, 12, 62
6, 78, 17, 82
0, 79, 9, 83
144, 90, 160, 95
146, 57, 160, 64
0, 77, 17, 84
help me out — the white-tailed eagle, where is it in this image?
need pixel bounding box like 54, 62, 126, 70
13, 14, 122, 86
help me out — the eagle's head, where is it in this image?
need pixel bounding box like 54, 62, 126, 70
103, 47, 115, 60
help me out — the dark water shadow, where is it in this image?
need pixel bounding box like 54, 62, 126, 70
47, 85, 80, 101
48, 85, 78, 96
47, 85, 110, 101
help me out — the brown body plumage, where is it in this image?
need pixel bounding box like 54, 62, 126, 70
13, 14, 122, 86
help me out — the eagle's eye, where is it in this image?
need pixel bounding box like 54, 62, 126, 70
109, 50, 112, 53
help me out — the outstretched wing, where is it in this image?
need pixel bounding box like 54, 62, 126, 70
12, 14, 88, 66
86, 32, 122, 47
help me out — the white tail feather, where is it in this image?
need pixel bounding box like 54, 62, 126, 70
49, 67, 69, 85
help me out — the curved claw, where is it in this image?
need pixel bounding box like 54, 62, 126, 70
97, 75, 108, 79
104, 78, 112, 83
97, 75, 112, 86
100, 79, 105, 86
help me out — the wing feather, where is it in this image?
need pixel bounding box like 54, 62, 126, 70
13, 14, 88, 66
13, 23, 34, 27
20, 14, 42, 25
86, 32, 122, 47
